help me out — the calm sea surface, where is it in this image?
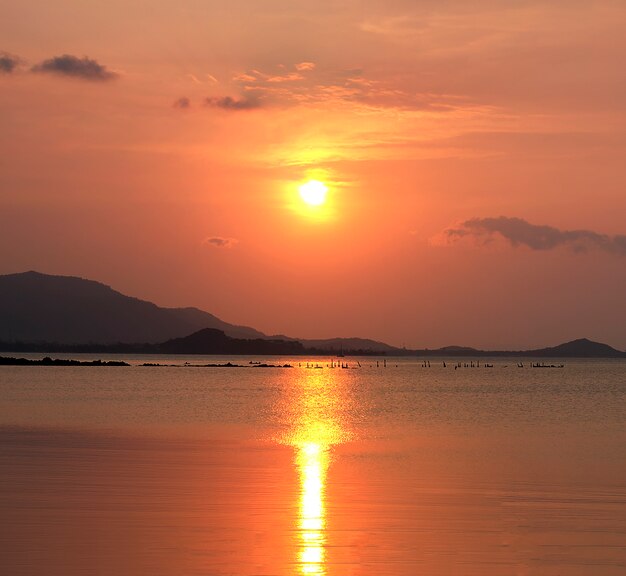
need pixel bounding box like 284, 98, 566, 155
1, 355, 625, 575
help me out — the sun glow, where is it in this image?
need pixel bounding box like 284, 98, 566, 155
298, 180, 328, 206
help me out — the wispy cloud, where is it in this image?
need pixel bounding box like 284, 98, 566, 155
204, 236, 238, 248
0, 52, 20, 74
173, 97, 191, 109
228, 62, 475, 114
31, 54, 117, 81
188, 73, 218, 84
295, 61, 316, 72
233, 63, 314, 85
435, 216, 626, 256
204, 95, 261, 111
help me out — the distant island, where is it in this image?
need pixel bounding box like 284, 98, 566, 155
0, 271, 624, 358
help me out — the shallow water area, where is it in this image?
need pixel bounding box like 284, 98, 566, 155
1, 356, 625, 575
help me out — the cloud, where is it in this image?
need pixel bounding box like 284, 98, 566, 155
295, 61, 316, 72
204, 236, 238, 248
0, 52, 20, 74
228, 62, 474, 114
173, 97, 191, 109
232, 70, 263, 83
188, 73, 218, 84
436, 216, 626, 256
265, 72, 304, 83
204, 95, 261, 111
233, 64, 311, 84
31, 54, 117, 81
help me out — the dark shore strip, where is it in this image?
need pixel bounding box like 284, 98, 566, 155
0, 356, 130, 367
0, 356, 293, 368
141, 362, 293, 368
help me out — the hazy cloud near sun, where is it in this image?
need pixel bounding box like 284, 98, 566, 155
204, 237, 239, 249
435, 217, 626, 256
0, 52, 20, 73
31, 54, 117, 81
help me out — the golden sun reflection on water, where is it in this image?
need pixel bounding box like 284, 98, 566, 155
298, 441, 327, 574
278, 369, 352, 576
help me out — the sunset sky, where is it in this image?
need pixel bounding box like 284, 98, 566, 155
1, 0, 625, 349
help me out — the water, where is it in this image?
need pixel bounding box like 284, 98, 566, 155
1, 356, 625, 575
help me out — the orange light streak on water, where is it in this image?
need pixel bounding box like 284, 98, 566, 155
297, 440, 328, 574
279, 369, 353, 576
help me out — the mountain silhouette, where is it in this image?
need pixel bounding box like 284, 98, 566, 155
525, 338, 624, 358
0, 271, 266, 344
0, 271, 624, 357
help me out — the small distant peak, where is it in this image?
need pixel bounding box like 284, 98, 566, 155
440, 345, 477, 352
8, 270, 46, 277
1, 270, 59, 281
562, 337, 600, 347
0, 270, 116, 293
5, 270, 79, 280
192, 327, 227, 336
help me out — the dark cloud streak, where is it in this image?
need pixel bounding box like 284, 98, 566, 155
173, 97, 191, 109
204, 95, 260, 111
441, 216, 626, 256
204, 237, 238, 248
31, 54, 117, 81
0, 52, 20, 73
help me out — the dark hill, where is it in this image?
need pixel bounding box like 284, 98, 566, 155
409, 339, 625, 358
0, 271, 266, 344
159, 328, 305, 355
302, 337, 400, 354
526, 338, 625, 358
436, 345, 479, 354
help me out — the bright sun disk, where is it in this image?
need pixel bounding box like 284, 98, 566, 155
299, 180, 328, 206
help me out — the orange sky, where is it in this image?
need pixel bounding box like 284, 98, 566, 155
1, 1, 625, 349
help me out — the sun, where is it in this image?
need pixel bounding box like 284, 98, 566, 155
299, 180, 328, 206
